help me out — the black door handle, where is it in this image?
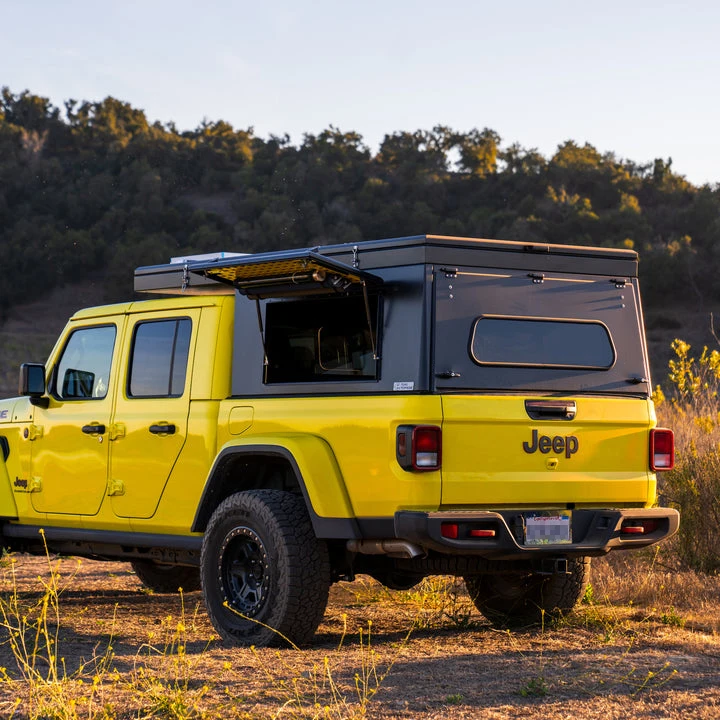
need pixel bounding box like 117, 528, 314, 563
149, 424, 176, 435
81, 424, 106, 435
525, 400, 577, 421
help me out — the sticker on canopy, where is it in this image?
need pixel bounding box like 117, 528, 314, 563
524, 511, 572, 545
393, 381, 414, 391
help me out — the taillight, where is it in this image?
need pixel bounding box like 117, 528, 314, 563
440, 522, 497, 540
441, 523, 458, 539
621, 518, 660, 535
396, 425, 442, 471
469, 528, 496, 538
650, 428, 674, 471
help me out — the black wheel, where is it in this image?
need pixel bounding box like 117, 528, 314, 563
465, 557, 590, 626
130, 560, 201, 593
200, 490, 331, 647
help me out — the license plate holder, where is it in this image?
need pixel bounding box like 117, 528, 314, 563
524, 511, 572, 546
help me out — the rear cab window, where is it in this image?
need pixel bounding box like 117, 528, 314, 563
128, 318, 192, 398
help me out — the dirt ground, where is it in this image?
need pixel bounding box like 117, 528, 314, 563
0, 554, 718, 719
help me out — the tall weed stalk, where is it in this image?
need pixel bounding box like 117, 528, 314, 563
251, 616, 411, 719
0, 533, 116, 719
131, 595, 210, 719
655, 339, 720, 572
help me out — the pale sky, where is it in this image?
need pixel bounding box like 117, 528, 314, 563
3, 0, 719, 185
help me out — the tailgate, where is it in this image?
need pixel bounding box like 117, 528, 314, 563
440, 395, 655, 507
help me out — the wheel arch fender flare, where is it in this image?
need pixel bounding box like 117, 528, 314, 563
191, 434, 360, 539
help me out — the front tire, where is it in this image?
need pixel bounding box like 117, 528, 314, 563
465, 557, 590, 626
131, 560, 201, 593
200, 490, 331, 647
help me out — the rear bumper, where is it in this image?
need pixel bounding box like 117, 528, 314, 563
394, 507, 679, 559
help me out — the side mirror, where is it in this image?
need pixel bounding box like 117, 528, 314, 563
19, 363, 46, 398
61, 368, 95, 398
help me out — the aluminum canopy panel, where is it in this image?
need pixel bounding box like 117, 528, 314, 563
188, 249, 382, 299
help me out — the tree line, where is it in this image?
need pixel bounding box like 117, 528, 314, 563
1, 86, 718, 313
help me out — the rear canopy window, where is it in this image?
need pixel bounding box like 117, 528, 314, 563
470, 315, 615, 369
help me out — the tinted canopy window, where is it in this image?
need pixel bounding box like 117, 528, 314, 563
470, 315, 615, 369
129, 319, 192, 397
264, 295, 379, 383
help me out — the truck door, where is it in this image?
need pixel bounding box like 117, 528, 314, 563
108, 309, 199, 519
30, 322, 120, 515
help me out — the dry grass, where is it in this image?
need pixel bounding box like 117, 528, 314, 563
0, 305, 718, 717
593, 551, 718, 611
0, 554, 718, 719
651, 338, 720, 572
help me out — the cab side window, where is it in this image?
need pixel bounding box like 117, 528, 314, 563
54, 325, 117, 400
128, 319, 192, 398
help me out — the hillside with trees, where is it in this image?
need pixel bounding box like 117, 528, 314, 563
1, 86, 719, 315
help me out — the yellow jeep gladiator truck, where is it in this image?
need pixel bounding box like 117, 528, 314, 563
0, 235, 678, 646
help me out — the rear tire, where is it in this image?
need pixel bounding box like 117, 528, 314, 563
200, 490, 331, 647
465, 557, 590, 626
131, 560, 201, 593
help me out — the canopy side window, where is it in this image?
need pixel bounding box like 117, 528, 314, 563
264, 295, 380, 383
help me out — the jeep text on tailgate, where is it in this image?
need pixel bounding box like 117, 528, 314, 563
0, 235, 678, 646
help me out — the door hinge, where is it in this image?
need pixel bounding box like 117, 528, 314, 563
29, 476, 42, 493
24, 424, 44, 441
107, 479, 125, 496
108, 423, 126, 441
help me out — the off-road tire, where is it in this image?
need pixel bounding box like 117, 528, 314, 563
464, 557, 590, 627
200, 489, 331, 647
130, 560, 201, 593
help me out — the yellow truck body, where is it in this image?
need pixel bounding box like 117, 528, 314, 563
0, 235, 678, 646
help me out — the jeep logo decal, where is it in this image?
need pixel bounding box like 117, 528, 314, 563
523, 429, 578, 459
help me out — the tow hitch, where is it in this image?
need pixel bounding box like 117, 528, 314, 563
535, 557, 570, 575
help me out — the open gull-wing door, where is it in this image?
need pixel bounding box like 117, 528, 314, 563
187, 248, 382, 299
188, 249, 384, 383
